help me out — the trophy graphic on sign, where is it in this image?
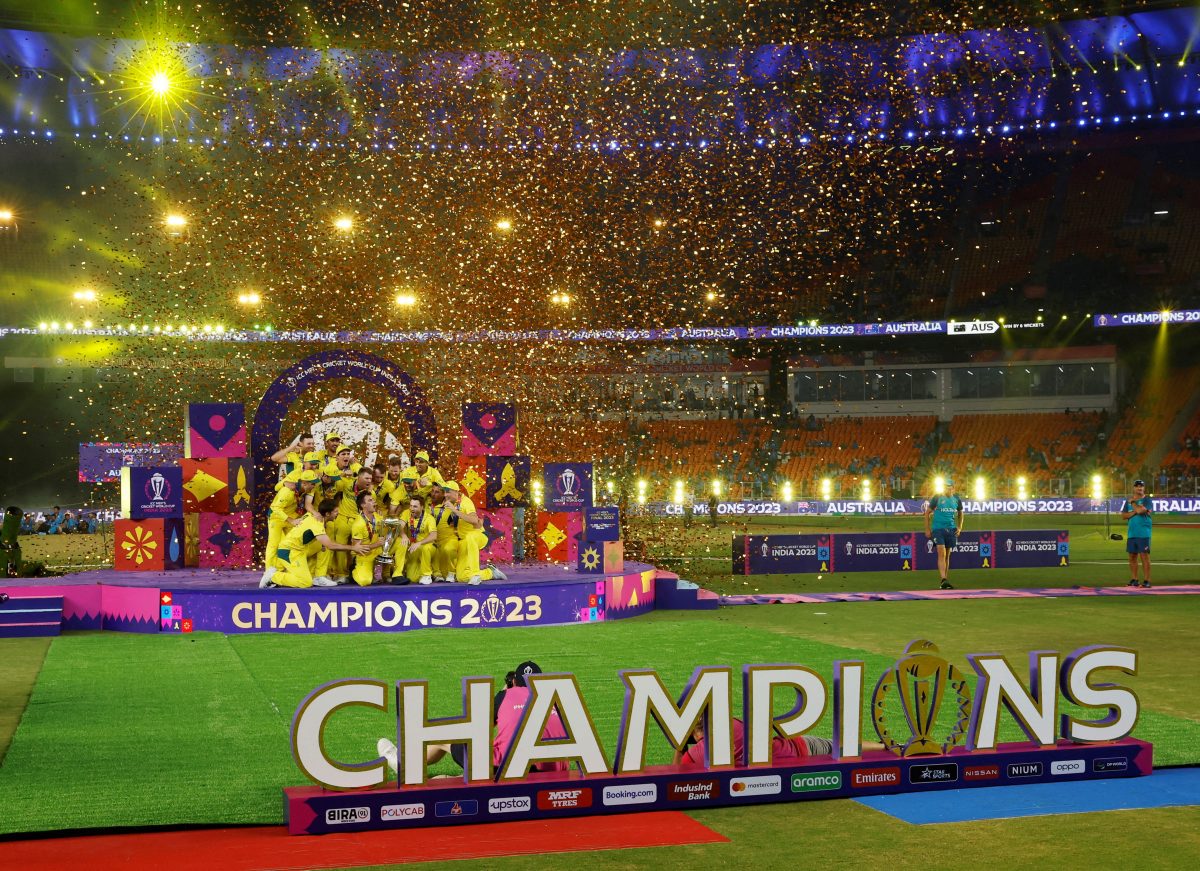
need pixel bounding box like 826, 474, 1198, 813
557, 467, 579, 498
871, 640, 973, 757
374, 518, 404, 583
149, 471, 167, 502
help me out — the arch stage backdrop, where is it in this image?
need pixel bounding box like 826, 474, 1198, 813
251, 350, 438, 548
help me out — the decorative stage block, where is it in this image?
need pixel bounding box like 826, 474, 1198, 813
120, 466, 184, 519
536, 511, 583, 563
485, 455, 530, 508
585, 506, 620, 541
457, 455, 487, 505
227, 457, 254, 513
461, 402, 516, 457
577, 540, 623, 574
186, 402, 246, 459
114, 518, 185, 572
543, 462, 593, 511
479, 508, 514, 563
183, 513, 200, 567
198, 512, 253, 569
182, 458, 230, 514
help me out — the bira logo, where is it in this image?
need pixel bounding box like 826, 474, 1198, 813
537, 788, 592, 810
380, 804, 425, 820
1007, 762, 1043, 778
791, 771, 842, 793
668, 780, 720, 802
729, 776, 782, 797
325, 807, 370, 824
487, 796, 532, 814
851, 767, 900, 788
1051, 759, 1085, 776
909, 763, 958, 784
964, 765, 1000, 781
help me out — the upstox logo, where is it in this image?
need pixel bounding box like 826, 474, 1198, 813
488, 796, 532, 814
602, 784, 657, 806
729, 775, 782, 797
325, 807, 370, 824
1050, 759, 1085, 776
791, 771, 842, 793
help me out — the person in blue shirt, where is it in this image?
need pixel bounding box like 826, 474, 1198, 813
924, 479, 964, 590
1121, 479, 1153, 588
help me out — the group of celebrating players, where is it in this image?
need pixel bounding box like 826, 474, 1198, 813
260, 431, 508, 590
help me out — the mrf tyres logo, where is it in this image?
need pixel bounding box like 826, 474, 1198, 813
668, 779, 720, 802
325, 807, 370, 824
537, 788, 593, 810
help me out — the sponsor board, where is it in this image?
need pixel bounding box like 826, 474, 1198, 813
380, 803, 425, 820
602, 784, 658, 806
1007, 762, 1044, 778
963, 764, 1001, 781
729, 775, 782, 797
667, 779, 720, 802
326, 807, 370, 824
434, 800, 479, 818
1050, 759, 1086, 776
537, 788, 593, 810
851, 767, 901, 788
791, 770, 842, 792
1093, 758, 1129, 773
487, 796, 532, 814
909, 763, 959, 784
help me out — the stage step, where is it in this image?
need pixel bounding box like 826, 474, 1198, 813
654, 577, 719, 611
0, 595, 63, 638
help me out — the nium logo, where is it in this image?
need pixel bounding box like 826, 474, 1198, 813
964, 765, 1001, 781
1006, 762, 1044, 778
1050, 759, 1086, 776
668, 779, 720, 802
729, 776, 782, 797
487, 796, 532, 814
851, 767, 901, 788
602, 784, 658, 806
380, 804, 425, 820
1093, 757, 1129, 773
908, 763, 959, 785
325, 807, 370, 824
791, 770, 842, 792
537, 788, 593, 810
434, 800, 479, 818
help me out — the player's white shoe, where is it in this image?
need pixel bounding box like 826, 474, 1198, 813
312, 576, 337, 587
446, 573, 457, 584
468, 574, 483, 586
432, 575, 445, 584
377, 738, 398, 773
485, 563, 507, 582
418, 575, 433, 586
332, 576, 350, 585
258, 567, 276, 588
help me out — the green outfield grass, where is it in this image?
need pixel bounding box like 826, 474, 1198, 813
632, 513, 1200, 595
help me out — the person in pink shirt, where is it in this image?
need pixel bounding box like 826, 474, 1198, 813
674, 717, 882, 768
379, 660, 569, 778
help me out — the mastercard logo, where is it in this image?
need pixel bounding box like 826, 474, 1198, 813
731, 782, 745, 793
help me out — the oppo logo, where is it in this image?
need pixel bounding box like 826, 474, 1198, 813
1050, 759, 1085, 776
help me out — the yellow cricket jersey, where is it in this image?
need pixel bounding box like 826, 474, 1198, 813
429, 500, 457, 541
350, 512, 385, 544
269, 485, 301, 519
399, 508, 437, 542
339, 482, 374, 521
278, 515, 326, 559
455, 495, 482, 536
401, 466, 446, 499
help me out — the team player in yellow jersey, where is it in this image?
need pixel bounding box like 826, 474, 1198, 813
349, 490, 387, 587
270, 432, 316, 478
426, 482, 459, 582
320, 466, 376, 585
401, 450, 445, 500
442, 481, 507, 586
262, 498, 369, 589
396, 494, 438, 585
263, 469, 320, 583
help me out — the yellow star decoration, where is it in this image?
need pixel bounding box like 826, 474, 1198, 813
185, 469, 228, 504
232, 466, 251, 509
494, 462, 524, 501
460, 466, 486, 498
121, 526, 158, 566
581, 546, 600, 569
539, 521, 566, 553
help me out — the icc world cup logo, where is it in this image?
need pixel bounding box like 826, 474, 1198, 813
480, 594, 507, 624
146, 472, 170, 503
871, 640, 973, 757
556, 468, 579, 498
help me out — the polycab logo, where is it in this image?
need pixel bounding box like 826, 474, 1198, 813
380, 804, 425, 820
537, 788, 593, 810
488, 796, 532, 815
1006, 762, 1044, 778
1050, 759, 1086, 776
908, 763, 959, 785
602, 784, 658, 806
1093, 757, 1129, 773
729, 775, 782, 797
668, 779, 720, 802
791, 771, 842, 793
963, 765, 1000, 781
434, 800, 479, 818
851, 767, 900, 788
325, 807, 370, 824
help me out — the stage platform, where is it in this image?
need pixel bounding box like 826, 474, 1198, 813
0, 562, 685, 635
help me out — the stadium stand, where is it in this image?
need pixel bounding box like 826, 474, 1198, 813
633, 419, 774, 499
1104, 366, 1200, 479
931, 411, 1102, 486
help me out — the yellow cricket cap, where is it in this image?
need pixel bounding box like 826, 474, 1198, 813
444, 480, 460, 491
415, 450, 430, 461
299, 470, 319, 482
303, 451, 321, 463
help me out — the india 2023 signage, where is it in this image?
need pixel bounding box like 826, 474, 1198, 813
291, 640, 1138, 790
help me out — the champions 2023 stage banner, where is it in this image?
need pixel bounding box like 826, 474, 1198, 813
734, 531, 1069, 575
654, 497, 1200, 517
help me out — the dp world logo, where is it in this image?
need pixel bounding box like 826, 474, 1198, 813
480, 594, 507, 624
145, 471, 171, 503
